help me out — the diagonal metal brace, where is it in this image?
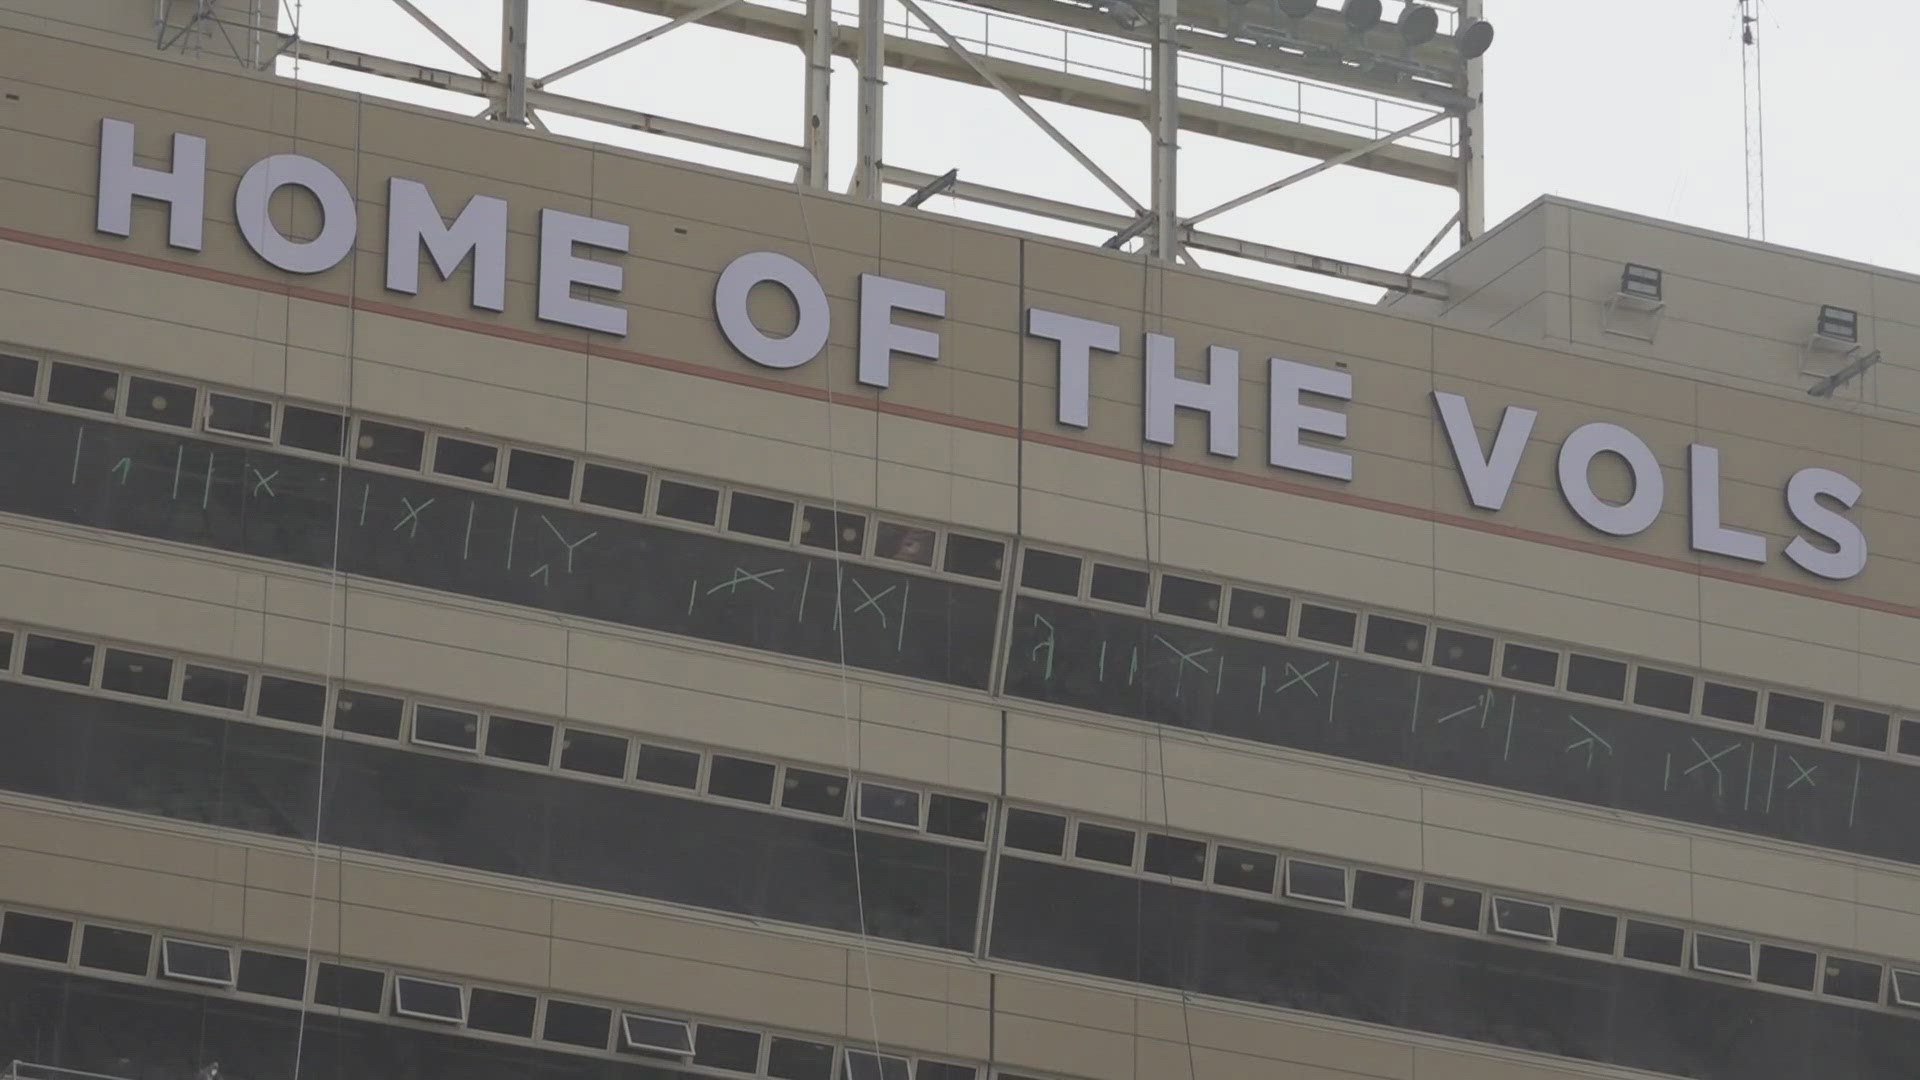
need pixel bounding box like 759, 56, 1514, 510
903, 168, 959, 208
535, 0, 745, 85
388, 0, 496, 76
1185, 109, 1455, 227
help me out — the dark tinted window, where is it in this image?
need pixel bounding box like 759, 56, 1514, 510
333, 689, 404, 739
799, 506, 864, 552
1623, 919, 1685, 965
47, 362, 118, 411
622, 1013, 692, 1054
782, 768, 848, 816
916, 1065, 977, 1080
1765, 693, 1824, 738
280, 404, 346, 454
858, 783, 920, 827
79, 925, 153, 975
161, 940, 232, 985
1896, 970, 1920, 1007
1004, 809, 1067, 855
729, 492, 795, 540
0, 629, 11, 669
181, 664, 248, 710
1757, 944, 1817, 990
506, 448, 574, 497
1566, 654, 1627, 699
844, 1051, 911, 1080
1824, 957, 1883, 1002
768, 1036, 836, 1080
207, 393, 273, 438
708, 755, 777, 804
1226, 588, 1289, 636
1501, 644, 1559, 686
101, 648, 172, 698
237, 950, 307, 999
256, 675, 326, 724
355, 419, 425, 469
432, 436, 498, 481
485, 715, 555, 765
0, 354, 37, 396
314, 962, 384, 1011
542, 999, 612, 1048
469, 987, 539, 1037
125, 376, 196, 427
1420, 884, 1483, 930
0, 912, 73, 961
1491, 897, 1553, 939
635, 743, 701, 788
926, 794, 989, 841
1633, 667, 1694, 713
1352, 870, 1416, 918
1021, 549, 1081, 595
395, 976, 465, 1022
1831, 705, 1890, 750
581, 463, 649, 515
1158, 575, 1221, 621
1285, 860, 1347, 904
1700, 681, 1758, 724
414, 704, 480, 750
23, 635, 93, 684
657, 479, 720, 524
1212, 846, 1276, 893
1089, 564, 1149, 606
1900, 720, 1920, 757
1074, 823, 1136, 866
1143, 833, 1207, 880
1694, 934, 1754, 977
1296, 604, 1356, 646
694, 1024, 762, 1071
875, 522, 936, 565
559, 729, 629, 778
1363, 615, 1426, 661
1432, 628, 1494, 674
1555, 907, 1618, 953
944, 534, 1005, 580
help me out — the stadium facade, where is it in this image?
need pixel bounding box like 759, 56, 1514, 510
3, 4, 1920, 1080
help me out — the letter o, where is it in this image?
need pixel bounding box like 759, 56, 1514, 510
714, 251, 830, 369
234, 154, 357, 274
1557, 422, 1664, 536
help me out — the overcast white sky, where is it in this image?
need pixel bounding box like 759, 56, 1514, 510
271, 0, 1920, 298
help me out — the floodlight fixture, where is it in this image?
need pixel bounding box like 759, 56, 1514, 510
1342, 0, 1382, 32
1457, 18, 1495, 58
1398, 4, 1438, 46
1620, 263, 1663, 303
1817, 304, 1859, 344
1273, 0, 1317, 18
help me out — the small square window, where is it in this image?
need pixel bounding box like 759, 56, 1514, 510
1285, 859, 1348, 905
1227, 588, 1289, 636
1623, 920, 1686, 966
1420, 884, 1483, 930
1212, 846, 1277, 893
256, 675, 326, 725
100, 648, 172, 699
469, 988, 539, 1037
543, 999, 612, 1048
1555, 908, 1618, 954
709, 755, 777, 804
581, 464, 649, 515
394, 976, 466, 1023
857, 782, 921, 828
622, 1013, 693, 1055
333, 689, 404, 739
1142, 834, 1207, 881
1895, 970, 1920, 1009
206, 393, 274, 439
506, 449, 575, 498
1491, 897, 1554, 941
1566, 654, 1627, 699
314, 962, 384, 1011
1432, 628, 1494, 675
1352, 870, 1416, 918
1756, 945, 1817, 990
413, 704, 480, 751
844, 1050, 911, 1080
875, 522, 936, 566
559, 729, 629, 778
355, 420, 425, 469
1693, 934, 1754, 978
1074, 823, 1136, 867
800, 506, 865, 553
635, 743, 702, 789
125, 377, 196, 427
1296, 604, 1357, 647
729, 492, 796, 541
79, 925, 152, 975
926, 794, 990, 842
768, 1037, 836, 1080
1633, 667, 1694, 713
1831, 705, 1891, 750
1823, 957, 1883, 1003
1004, 809, 1067, 855
181, 665, 248, 710
0, 354, 37, 396
1501, 644, 1559, 686
485, 715, 554, 765
280, 405, 346, 455
1700, 682, 1758, 725
693, 1025, 762, 1072
1088, 564, 1149, 606
1, 912, 74, 962
161, 939, 234, 986
1765, 693, 1824, 739
943, 534, 1005, 580
23, 634, 94, 685
1020, 549, 1081, 595
782, 768, 849, 816
1363, 615, 1426, 662
47, 362, 118, 412
236, 950, 307, 1000
657, 480, 721, 525
432, 437, 499, 482
1158, 575, 1221, 621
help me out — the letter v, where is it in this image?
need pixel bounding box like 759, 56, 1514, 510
1433, 391, 1537, 511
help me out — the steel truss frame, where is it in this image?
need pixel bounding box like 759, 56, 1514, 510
154, 0, 1480, 300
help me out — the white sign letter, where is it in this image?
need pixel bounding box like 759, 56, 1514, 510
858, 274, 945, 388
1688, 444, 1766, 563
1784, 467, 1867, 580
1145, 334, 1239, 458
234, 154, 357, 274
715, 251, 830, 369
538, 208, 628, 335
97, 118, 205, 250
1269, 358, 1352, 481
1027, 308, 1119, 429
1433, 391, 1535, 510
386, 178, 507, 311
1557, 422, 1664, 536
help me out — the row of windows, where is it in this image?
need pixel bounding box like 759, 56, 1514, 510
997, 802, 1920, 1015
0, 624, 991, 846
0, 351, 1009, 584
1018, 545, 1914, 760
0, 905, 992, 1080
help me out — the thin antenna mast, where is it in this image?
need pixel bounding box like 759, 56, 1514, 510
1740, 0, 1766, 240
